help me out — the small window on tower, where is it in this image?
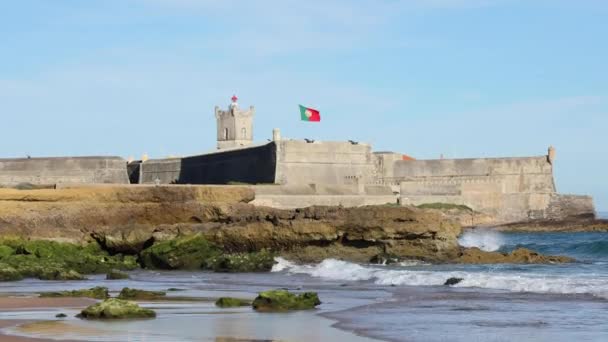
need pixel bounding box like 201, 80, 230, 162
241, 127, 247, 139
224, 128, 229, 140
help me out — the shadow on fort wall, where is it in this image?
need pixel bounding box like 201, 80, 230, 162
176, 142, 277, 185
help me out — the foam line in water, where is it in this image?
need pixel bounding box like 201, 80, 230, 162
273, 258, 608, 299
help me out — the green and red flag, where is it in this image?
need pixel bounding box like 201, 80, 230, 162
299, 105, 321, 122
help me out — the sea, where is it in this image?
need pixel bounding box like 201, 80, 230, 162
2, 228, 608, 341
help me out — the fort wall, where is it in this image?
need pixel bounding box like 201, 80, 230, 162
250, 183, 396, 209
0, 156, 129, 185
275, 140, 374, 186
139, 143, 276, 184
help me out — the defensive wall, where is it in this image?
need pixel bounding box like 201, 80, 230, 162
139, 142, 276, 185
250, 183, 396, 209
275, 140, 375, 186
386, 153, 595, 223
0, 156, 129, 186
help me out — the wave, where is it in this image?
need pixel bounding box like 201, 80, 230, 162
458, 229, 504, 251
513, 240, 608, 259
273, 258, 608, 299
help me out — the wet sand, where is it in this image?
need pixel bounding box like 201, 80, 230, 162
0, 297, 94, 342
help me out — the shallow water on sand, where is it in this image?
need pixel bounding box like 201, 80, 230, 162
2, 232, 608, 341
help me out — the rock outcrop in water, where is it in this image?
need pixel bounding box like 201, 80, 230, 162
252, 290, 321, 311
0, 186, 463, 264
456, 247, 575, 264
78, 298, 156, 319
0, 185, 574, 274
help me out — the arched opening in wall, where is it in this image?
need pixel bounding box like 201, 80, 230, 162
241, 127, 247, 139
224, 128, 229, 140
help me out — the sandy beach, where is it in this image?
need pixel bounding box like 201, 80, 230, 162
0, 297, 94, 342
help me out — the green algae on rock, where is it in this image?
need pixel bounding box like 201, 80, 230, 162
204, 250, 276, 272
252, 290, 321, 312
215, 297, 251, 308
0, 239, 138, 281
106, 269, 129, 280
0, 264, 23, 281
118, 287, 166, 300
40, 286, 109, 299
38, 268, 86, 281
139, 235, 220, 270
77, 298, 156, 319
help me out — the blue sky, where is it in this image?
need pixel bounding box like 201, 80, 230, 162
0, 0, 606, 210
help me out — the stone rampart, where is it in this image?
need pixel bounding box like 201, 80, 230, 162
0, 156, 129, 186
140, 143, 276, 184
275, 140, 374, 186
251, 184, 396, 209
383, 156, 555, 193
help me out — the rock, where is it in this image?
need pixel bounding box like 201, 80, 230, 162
0, 264, 23, 281
252, 290, 321, 311
139, 235, 220, 270
0, 245, 15, 259
0, 185, 463, 265
77, 298, 156, 319
215, 297, 251, 308
204, 250, 276, 272
444, 277, 463, 286
167, 288, 184, 291
117, 287, 166, 300
369, 253, 400, 265
457, 247, 575, 264
106, 270, 129, 280
55, 313, 67, 318
40, 286, 109, 299
0, 240, 139, 279
38, 269, 86, 281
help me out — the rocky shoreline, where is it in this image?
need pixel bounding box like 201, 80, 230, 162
0, 186, 577, 282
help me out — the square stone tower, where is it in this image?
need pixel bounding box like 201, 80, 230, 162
215, 95, 254, 149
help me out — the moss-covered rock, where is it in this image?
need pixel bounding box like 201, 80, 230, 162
77, 298, 156, 319
139, 235, 220, 270
0, 263, 23, 281
215, 297, 251, 308
252, 290, 321, 312
117, 287, 166, 300
0, 239, 139, 280
40, 286, 109, 299
106, 270, 129, 280
204, 250, 276, 272
38, 268, 86, 281
0, 245, 15, 259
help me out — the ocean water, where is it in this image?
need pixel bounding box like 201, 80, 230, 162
2, 231, 608, 341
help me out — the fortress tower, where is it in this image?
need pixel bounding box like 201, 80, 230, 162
215, 95, 254, 150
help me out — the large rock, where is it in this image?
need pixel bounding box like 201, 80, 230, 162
40, 286, 109, 299
215, 297, 251, 308
252, 290, 321, 311
0, 185, 463, 264
117, 288, 166, 300
457, 247, 575, 264
77, 298, 156, 319
140, 235, 220, 269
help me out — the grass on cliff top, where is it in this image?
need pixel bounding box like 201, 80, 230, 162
416, 203, 473, 212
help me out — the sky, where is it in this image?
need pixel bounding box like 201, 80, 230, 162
0, 0, 606, 210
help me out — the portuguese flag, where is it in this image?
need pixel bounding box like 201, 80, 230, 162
299, 105, 321, 122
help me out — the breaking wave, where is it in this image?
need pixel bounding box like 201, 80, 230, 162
458, 229, 504, 252
272, 257, 608, 299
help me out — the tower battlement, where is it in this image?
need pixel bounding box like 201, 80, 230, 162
215, 95, 254, 149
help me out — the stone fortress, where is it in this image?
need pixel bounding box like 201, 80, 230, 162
0, 96, 595, 224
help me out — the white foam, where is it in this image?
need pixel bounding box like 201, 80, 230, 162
458, 229, 504, 252
273, 258, 608, 299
